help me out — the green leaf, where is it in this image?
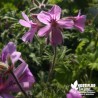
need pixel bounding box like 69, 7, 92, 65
29, 53, 40, 65
76, 39, 89, 53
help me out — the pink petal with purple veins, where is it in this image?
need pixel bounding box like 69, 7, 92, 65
49, 5, 61, 20
11, 52, 21, 64
19, 67, 35, 83
14, 62, 27, 77
37, 11, 51, 25
2, 42, 16, 54
22, 27, 37, 42
6, 62, 35, 92
57, 19, 74, 29
38, 25, 51, 37
17, 67, 35, 91
6, 62, 27, 85
19, 19, 31, 28
51, 27, 63, 46
1, 42, 16, 62
22, 12, 30, 22
22, 31, 31, 42
74, 25, 84, 32
74, 15, 86, 32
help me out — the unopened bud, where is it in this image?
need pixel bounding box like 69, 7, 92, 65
0, 62, 8, 74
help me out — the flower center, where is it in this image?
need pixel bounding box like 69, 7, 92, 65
51, 19, 57, 27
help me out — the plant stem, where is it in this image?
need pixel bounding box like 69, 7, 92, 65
47, 46, 56, 81
11, 71, 29, 98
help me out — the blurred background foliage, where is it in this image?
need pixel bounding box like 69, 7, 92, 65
0, 0, 98, 98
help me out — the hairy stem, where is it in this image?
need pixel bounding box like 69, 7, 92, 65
11, 71, 29, 98
47, 46, 56, 81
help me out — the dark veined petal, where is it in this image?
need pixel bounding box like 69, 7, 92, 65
22, 26, 37, 42
58, 19, 74, 29
19, 19, 31, 28
1, 42, 16, 62
6, 62, 35, 92
50, 27, 63, 46
2, 42, 16, 54
22, 12, 30, 22
49, 5, 61, 20
37, 11, 51, 25
22, 31, 31, 42
74, 15, 86, 32
38, 25, 51, 37
11, 52, 21, 64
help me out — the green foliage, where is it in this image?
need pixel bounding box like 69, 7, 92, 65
49, 0, 62, 4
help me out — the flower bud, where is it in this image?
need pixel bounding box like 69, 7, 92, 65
0, 62, 8, 74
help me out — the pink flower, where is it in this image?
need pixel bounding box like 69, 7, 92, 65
68, 11, 86, 32
19, 12, 38, 42
0, 62, 35, 98
37, 5, 74, 46
1, 42, 21, 64
74, 11, 86, 32
67, 89, 82, 98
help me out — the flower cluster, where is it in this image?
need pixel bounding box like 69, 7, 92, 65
19, 5, 86, 46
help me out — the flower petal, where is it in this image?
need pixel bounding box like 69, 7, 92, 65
14, 62, 28, 78
7, 81, 34, 92
2, 42, 16, 54
19, 19, 31, 28
1, 93, 14, 98
49, 5, 61, 20
6, 62, 27, 83
0, 96, 3, 98
22, 26, 37, 42
51, 27, 63, 46
1, 42, 16, 62
66, 94, 72, 98
58, 19, 74, 29
22, 12, 30, 22
11, 52, 21, 64
69, 89, 82, 98
74, 15, 86, 32
38, 25, 51, 37
37, 11, 51, 25
6, 62, 35, 92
